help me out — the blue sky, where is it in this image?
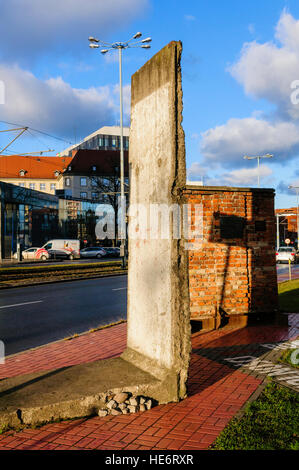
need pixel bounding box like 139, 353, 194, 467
0, 0, 299, 208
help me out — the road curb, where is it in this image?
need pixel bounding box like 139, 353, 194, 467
2, 320, 127, 361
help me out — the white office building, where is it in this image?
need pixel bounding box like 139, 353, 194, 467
58, 126, 129, 157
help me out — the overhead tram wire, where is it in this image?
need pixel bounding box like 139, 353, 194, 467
0, 130, 68, 158
0, 120, 75, 146
0, 127, 54, 157
26, 128, 54, 155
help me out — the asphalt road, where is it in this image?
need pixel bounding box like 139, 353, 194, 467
277, 263, 299, 282
0, 263, 296, 358
0, 275, 127, 357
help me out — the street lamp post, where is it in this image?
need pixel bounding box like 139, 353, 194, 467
243, 154, 273, 187
89, 32, 151, 268
288, 185, 299, 251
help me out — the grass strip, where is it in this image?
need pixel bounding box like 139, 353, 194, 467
278, 279, 299, 313
0, 260, 121, 275
211, 381, 299, 450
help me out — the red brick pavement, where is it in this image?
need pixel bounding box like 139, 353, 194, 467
0, 315, 298, 450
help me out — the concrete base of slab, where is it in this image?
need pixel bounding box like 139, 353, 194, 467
0, 356, 175, 429
121, 348, 184, 403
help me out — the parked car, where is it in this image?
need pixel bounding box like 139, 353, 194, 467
13, 247, 49, 261
43, 239, 80, 260
276, 247, 299, 264
102, 247, 120, 258
80, 247, 106, 259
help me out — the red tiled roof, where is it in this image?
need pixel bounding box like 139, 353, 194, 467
0, 155, 72, 179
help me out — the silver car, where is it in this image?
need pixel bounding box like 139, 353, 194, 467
276, 247, 299, 264
80, 247, 106, 259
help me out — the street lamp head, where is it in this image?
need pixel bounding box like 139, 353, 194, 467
141, 37, 152, 43
264, 154, 273, 158
141, 45, 151, 49
89, 43, 99, 49
100, 49, 109, 54
133, 32, 142, 39
89, 36, 99, 43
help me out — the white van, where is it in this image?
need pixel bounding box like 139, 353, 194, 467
42, 239, 80, 260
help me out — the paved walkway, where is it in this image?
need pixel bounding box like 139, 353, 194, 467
0, 316, 298, 450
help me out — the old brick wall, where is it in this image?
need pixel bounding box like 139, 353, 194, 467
184, 186, 278, 328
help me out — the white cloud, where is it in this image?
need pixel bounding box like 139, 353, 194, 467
187, 162, 273, 187
0, 0, 149, 63
229, 11, 299, 119
201, 11, 299, 169
275, 10, 299, 54
0, 63, 128, 138
201, 117, 299, 166
277, 177, 299, 195
212, 165, 273, 187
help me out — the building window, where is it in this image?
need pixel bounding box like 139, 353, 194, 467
54, 170, 61, 177
80, 177, 87, 186
19, 169, 26, 177
92, 165, 97, 172
112, 137, 116, 147
40, 183, 46, 190
80, 192, 87, 199
98, 137, 103, 147
19, 183, 25, 187
29, 183, 35, 190
65, 177, 70, 187
91, 192, 98, 200
50, 183, 56, 191
101, 177, 110, 186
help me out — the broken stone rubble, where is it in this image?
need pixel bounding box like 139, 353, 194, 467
98, 392, 153, 417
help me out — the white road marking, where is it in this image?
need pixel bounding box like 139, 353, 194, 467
112, 287, 127, 291
0, 300, 43, 309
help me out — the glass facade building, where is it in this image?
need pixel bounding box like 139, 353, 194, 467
0, 182, 102, 259
59, 126, 129, 157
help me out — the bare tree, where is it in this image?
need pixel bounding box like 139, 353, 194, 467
89, 167, 128, 246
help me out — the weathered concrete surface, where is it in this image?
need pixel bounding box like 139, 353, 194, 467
0, 357, 163, 428
123, 41, 191, 402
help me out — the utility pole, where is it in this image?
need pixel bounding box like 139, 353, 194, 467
289, 185, 299, 250
88, 32, 151, 268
